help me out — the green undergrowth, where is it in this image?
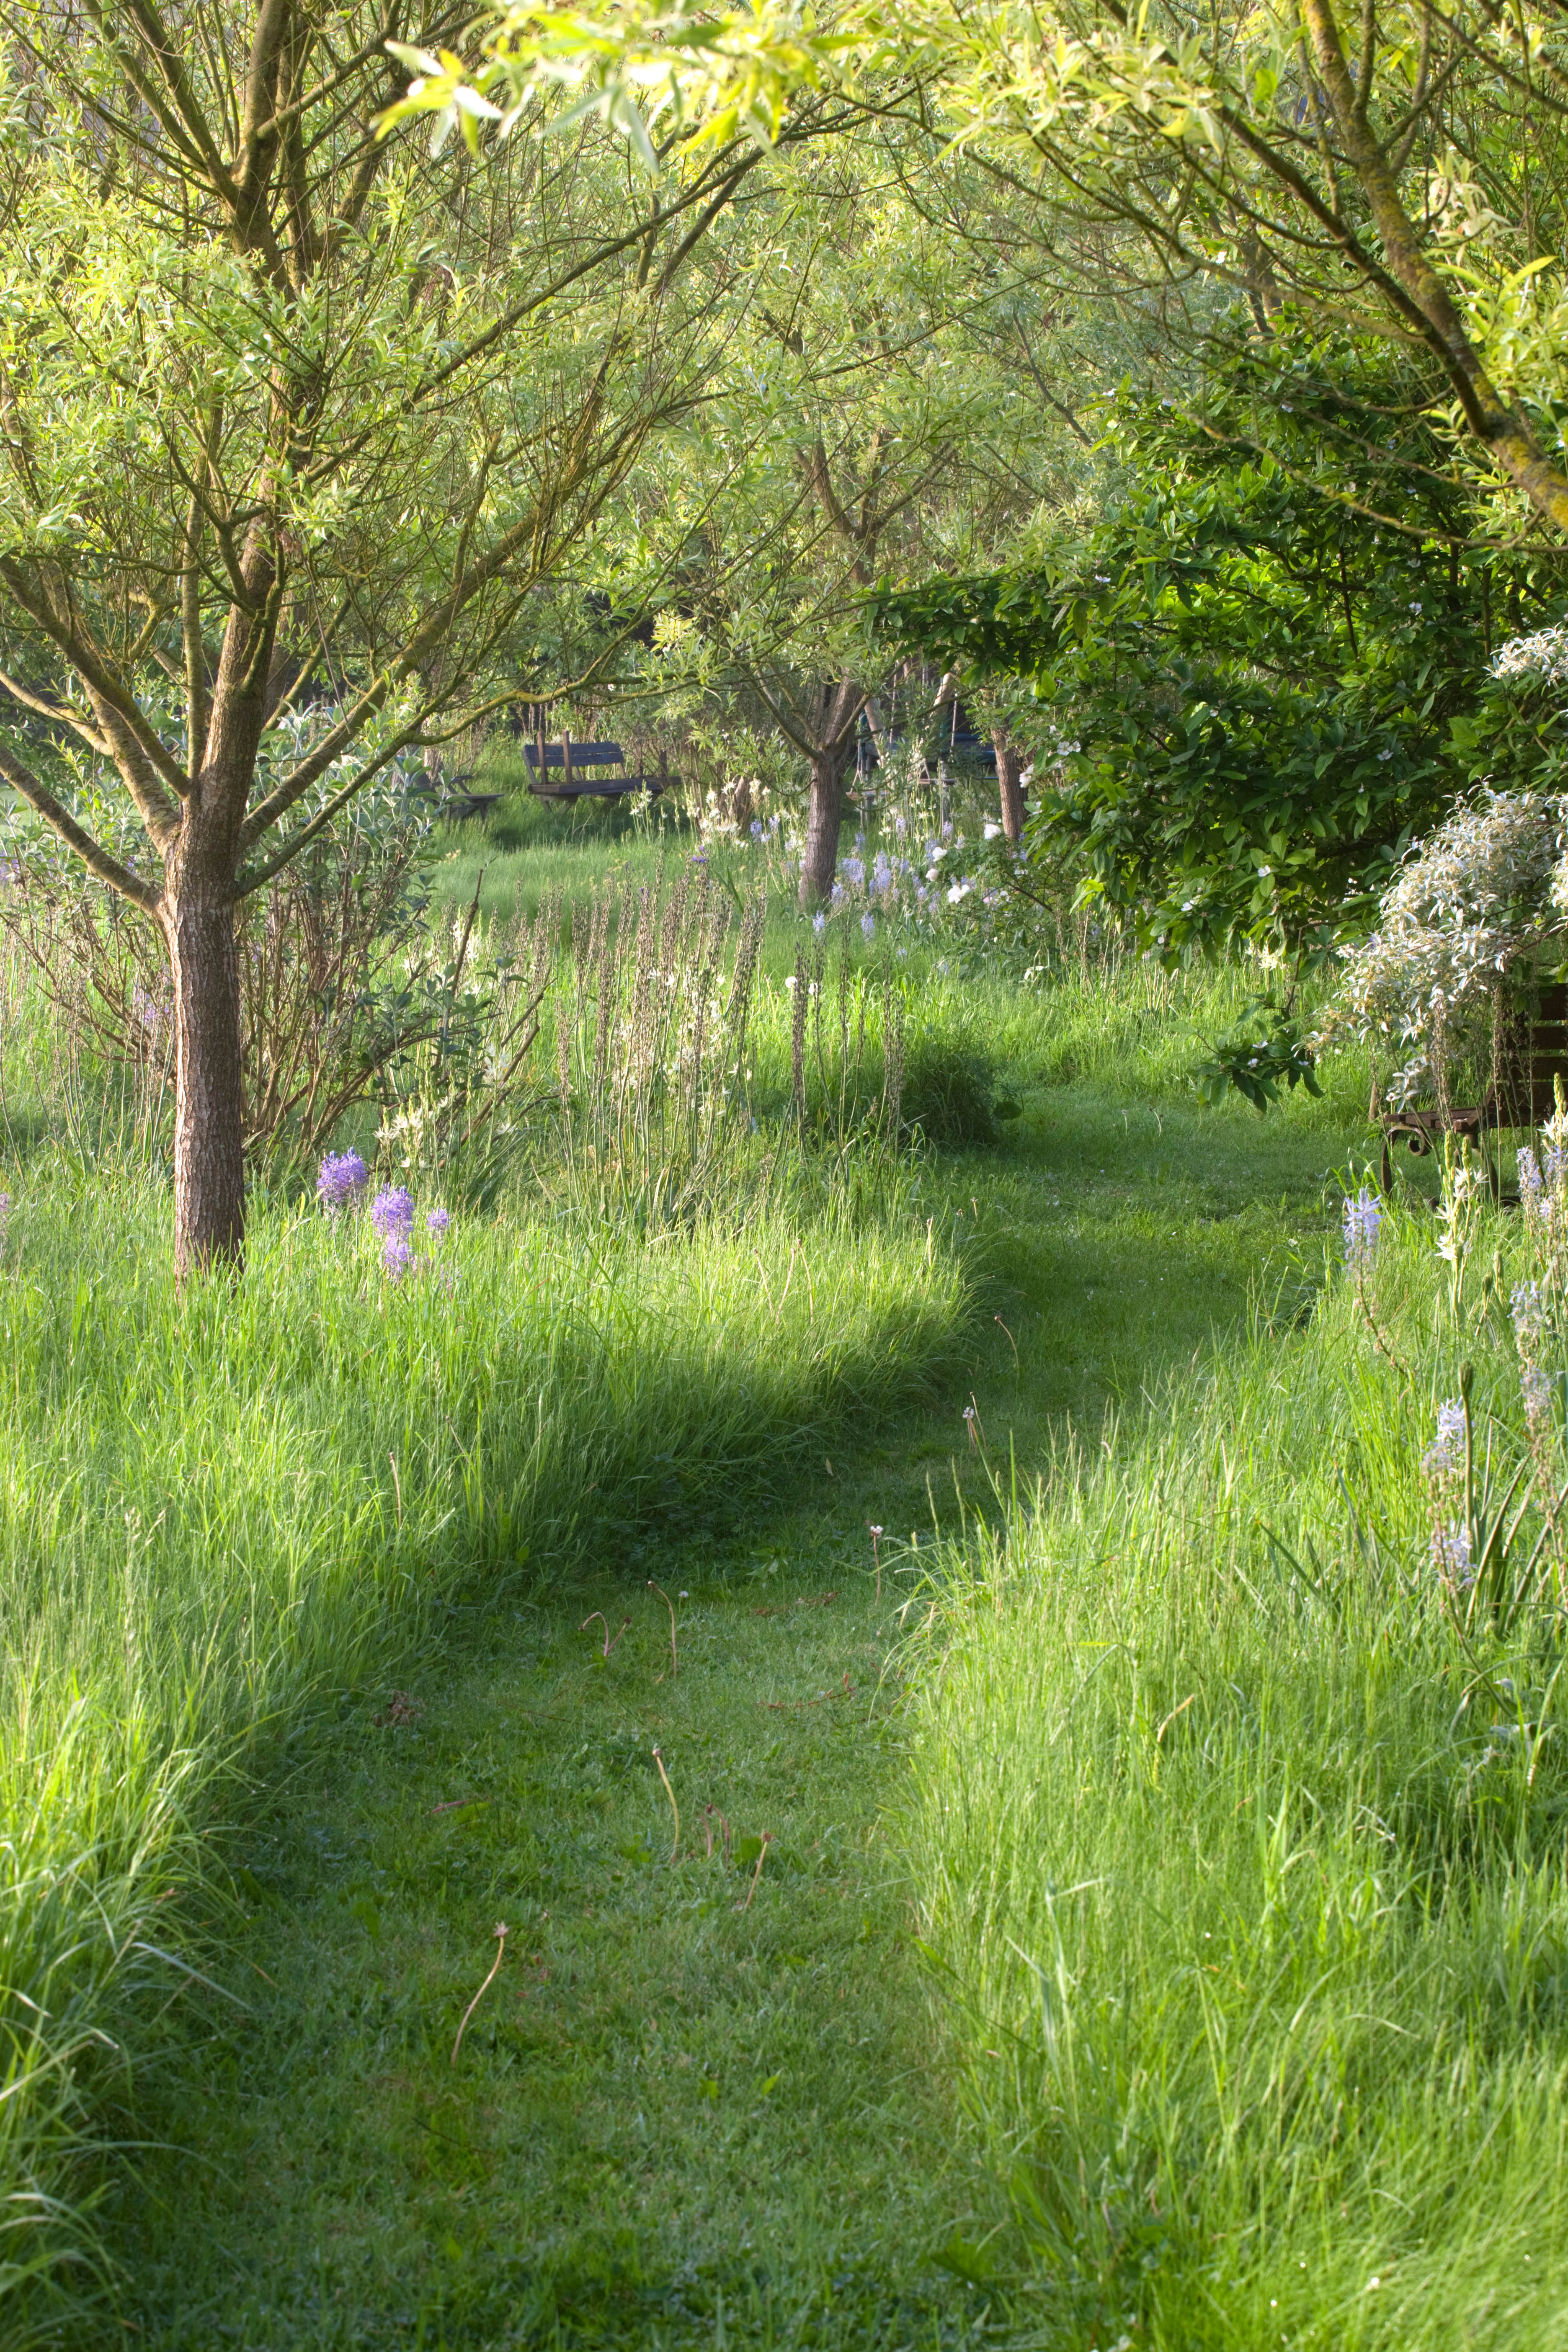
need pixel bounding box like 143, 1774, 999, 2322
908, 1193, 1568, 2348
0, 1165, 968, 2341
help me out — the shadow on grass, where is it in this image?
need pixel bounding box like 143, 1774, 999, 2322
108, 1077, 1362, 2350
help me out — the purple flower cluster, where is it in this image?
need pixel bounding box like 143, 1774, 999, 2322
1431, 1522, 1474, 1590
1423, 1397, 1466, 1482
317, 1151, 368, 1216
316, 1156, 450, 1278
1424, 1395, 1475, 1594
369, 1186, 444, 1278
370, 1186, 415, 1242
1341, 1188, 1382, 1272
1513, 1281, 1554, 1430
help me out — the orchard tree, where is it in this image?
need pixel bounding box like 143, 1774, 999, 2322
400, 0, 1568, 543
872, 329, 1568, 952
592, 135, 1064, 898
0, 0, 787, 1268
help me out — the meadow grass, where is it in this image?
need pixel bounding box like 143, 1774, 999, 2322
101, 971, 1379, 2347
427, 788, 677, 927
0, 1156, 968, 2340
903, 1183, 1568, 2348
0, 814, 1423, 2349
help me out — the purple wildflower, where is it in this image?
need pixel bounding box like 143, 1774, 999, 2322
1432, 1522, 1474, 1588
1341, 1188, 1381, 1271
1519, 1148, 1544, 1222
131, 981, 166, 1034
426, 1207, 451, 1237
382, 1235, 415, 1280
861, 911, 876, 941
1512, 1280, 1549, 1355
1514, 1282, 1555, 1428
812, 910, 826, 936
842, 855, 866, 887
1523, 1363, 1554, 1428
371, 1186, 415, 1242
1424, 1398, 1466, 1482
317, 1151, 368, 1216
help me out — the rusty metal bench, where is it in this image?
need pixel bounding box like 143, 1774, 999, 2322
1380, 981, 1568, 1195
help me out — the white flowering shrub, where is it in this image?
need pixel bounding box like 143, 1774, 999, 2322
1320, 619, 1568, 1100
1491, 623, 1568, 686
1328, 786, 1568, 1102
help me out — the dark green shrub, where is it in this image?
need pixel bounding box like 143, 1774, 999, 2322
900, 1029, 1005, 1148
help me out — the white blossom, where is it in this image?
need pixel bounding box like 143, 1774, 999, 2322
1324, 787, 1568, 1105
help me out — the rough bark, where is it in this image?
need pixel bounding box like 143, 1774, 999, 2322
790, 674, 864, 905
994, 729, 1027, 844
163, 875, 246, 1273
799, 736, 850, 905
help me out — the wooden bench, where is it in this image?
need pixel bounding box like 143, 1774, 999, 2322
407, 770, 502, 820
442, 771, 502, 820
523, 739, 666, 801
1380, 980, 1568, 1195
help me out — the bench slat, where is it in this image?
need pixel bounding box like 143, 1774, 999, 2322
523, 743, 625, 768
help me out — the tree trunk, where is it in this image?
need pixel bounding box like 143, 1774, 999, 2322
799, 738, 849, 904
995, 730, 1027, 844
163, 878, 246, 1273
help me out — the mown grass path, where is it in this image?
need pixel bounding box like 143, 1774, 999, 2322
119, 1075, 1360, 2350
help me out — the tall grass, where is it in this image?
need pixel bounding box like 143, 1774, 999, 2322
903, 1191, 1568, 2347
380, 873, 975, 1217
0, 1161, 967, 2337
